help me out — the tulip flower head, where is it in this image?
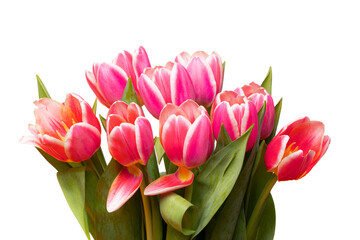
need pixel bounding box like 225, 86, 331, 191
211, 91, 259, 151
106, 101, 154, 212
86, 46, 151, 108
264, 117, 330, 181
144, 100, 214, 196
175, 51, 224, 107
235, 82, 275, 140
21, 94, 101, 162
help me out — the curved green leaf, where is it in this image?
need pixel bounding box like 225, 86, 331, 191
232, 204, 247, 240
36, 75, 51, 99
36, 148, 71, 171
261, 67, 272, 95
57, 167, 90, 240
160, 192, 197, 236
92, 98, 98, 114
266, 98, 282, 144
190, 126, 252, 239
122, 77, 140, 105
255, 194, 276, 240
94, 159, 142, 240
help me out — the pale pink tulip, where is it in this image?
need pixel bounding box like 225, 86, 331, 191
211, 91, 258, 151
235, 82, 275, 139
264, 117, 330, 181
144, 100, 213, 195
86, 46, 151, 108
106, 101, 154, 212
21, 94, 101, 162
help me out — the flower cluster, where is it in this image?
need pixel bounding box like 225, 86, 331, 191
22, 46, 330, 240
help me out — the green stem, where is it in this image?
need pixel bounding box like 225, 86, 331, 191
246, 174, 277, 240
84, 159, 100, 179
184, 183, 193, 202
139, 165, 153, 240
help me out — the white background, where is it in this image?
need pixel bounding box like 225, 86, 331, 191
1, 0, 359, 239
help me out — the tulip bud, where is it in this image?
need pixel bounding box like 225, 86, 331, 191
264, 117, 330, 181
144, 100, 214, 195
105, 101, 154, 212
86, 46, 151, 108
236, 82, 275, 139
211, 91, 258, 151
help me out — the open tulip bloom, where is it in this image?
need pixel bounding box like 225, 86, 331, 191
22, 47, 330, 240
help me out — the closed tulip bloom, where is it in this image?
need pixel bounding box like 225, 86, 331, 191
21, 94, 101, 162
86, 46, 151, 108
235, 82, 275, 139
264, 117, 330, 181
144, 100, 214, 195
175, 51, 224, 107
211, 91, 258, 151
106, 101, 154, 212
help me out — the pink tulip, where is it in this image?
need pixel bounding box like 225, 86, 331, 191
144, 100, 214, 195
235, 82, 275, 139
264, 117, 330, 181
21, 94, 101, 162
211, 91, 258, 151
106, 101, 154, 212
175, 51, 224, 106
86, 46, 151, 108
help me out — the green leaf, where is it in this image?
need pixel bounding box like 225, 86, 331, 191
84, 168, 99, 237
255, 194, 276, 240
261, 67, 272, 95
164, 154, 178, 175
36, 148, 71, 171
245, 141, 272, 220
57, 167, 90, 240
214, 124, 232, 153
233, 204, 247, 240
266, 98, 282, 143
99, 114, 106, 132
93, 159, 142, 240
36, 75, 51, 99
121, 77, 140, 105
147, 150, 160, 182
154, 137, 165, 164
160, 192, 197, 236
92, 98, 98, 114
190, 126, 252, 239
222, 61, 226, 83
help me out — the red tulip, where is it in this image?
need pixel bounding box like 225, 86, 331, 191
211, 91, 258, 151
144, 100, 213, 195
21, 94, 101, 162
264, 117, 330, 181
235, 82, 275, 139
86, 46, 151, 108
106, 101, 154, 212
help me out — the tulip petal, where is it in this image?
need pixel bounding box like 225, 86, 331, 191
113, 51, 137, 89
107, 101, 129, 119
135, 117, 154, 165
127, 102, 144, 124
240, 101, 258, 151
187, 57, 216, 106
207, 53, 223, 93
179, 100, 205, 123
261, 94, 275, 139
304, 135, 331, 176
64, 123, 101, 162
97, 63, 128, 108
287, 121, 325, 160
183, 114, 213, 168
212, 102, 239, 141
144, 167, 194, 196
108, 123, 141, 166
153, 68, 172, 103
175, 52, 191, 66
107, 165, 143, 212
277, 116, 310, 137
171, 63, 195, 106
264, 135, 290, 171
86, 70, 108, 107
161, 115, 191, 166
106, 114, 126, 134
133, 46, 151, 79
277, 150, 315, 181
138, 74, 166, 119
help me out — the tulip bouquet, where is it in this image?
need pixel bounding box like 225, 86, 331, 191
21, 46, 330, 240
